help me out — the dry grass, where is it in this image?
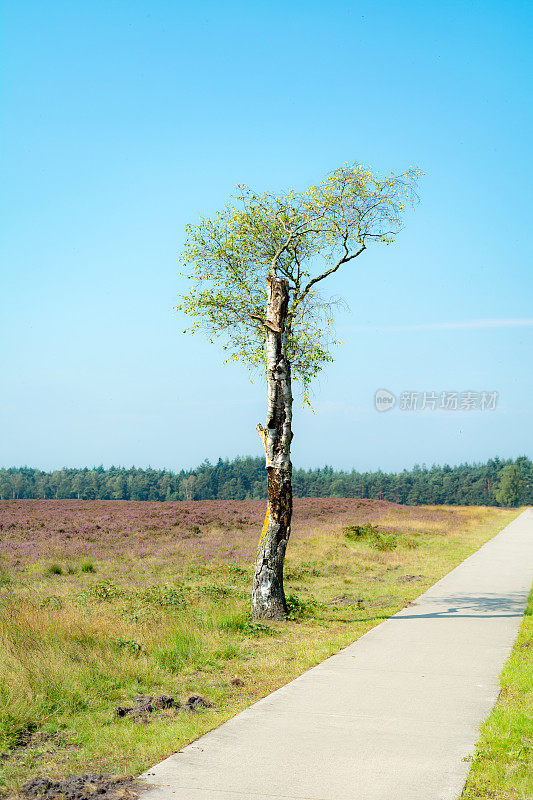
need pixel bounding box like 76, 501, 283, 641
0, 500, 519, 797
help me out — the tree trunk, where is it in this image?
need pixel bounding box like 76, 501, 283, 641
251, 276, 293, 620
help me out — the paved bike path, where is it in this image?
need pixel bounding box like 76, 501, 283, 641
139, 509, 533, 800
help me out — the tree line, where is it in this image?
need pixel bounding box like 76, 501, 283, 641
0, 456, 530, 506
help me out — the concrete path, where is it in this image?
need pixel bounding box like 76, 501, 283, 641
139, 509, 533, 800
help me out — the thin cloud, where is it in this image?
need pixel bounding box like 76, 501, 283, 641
348, 319, 533, 333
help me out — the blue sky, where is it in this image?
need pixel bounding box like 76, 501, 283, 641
1, 0, 532, 472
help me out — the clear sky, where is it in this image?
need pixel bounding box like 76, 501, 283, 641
1, 0, 532, 473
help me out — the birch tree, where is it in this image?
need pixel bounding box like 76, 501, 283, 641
177, 163, 421, 619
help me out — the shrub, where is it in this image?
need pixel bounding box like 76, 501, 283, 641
111, 637, 144, 655
285, 593, 322, 620
218, 613, 275, 636
371, 532, 397, 551
344, 523, 397, 550
80, 560, 96, 573
344, 523, 377, 540
245, 619, 276, 636
45, 563, 63, 576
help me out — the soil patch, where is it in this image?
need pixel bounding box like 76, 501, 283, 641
327, 595, 364, 608
114, 694, 212, 722
21, 773, 140, 800
365, 594, 399, 607
0, 731, 73, 762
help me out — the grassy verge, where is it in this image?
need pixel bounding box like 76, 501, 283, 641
0, 502, 519, 796
461, 585, 533, 800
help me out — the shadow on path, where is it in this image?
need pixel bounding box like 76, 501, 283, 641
392, 592, 528, 620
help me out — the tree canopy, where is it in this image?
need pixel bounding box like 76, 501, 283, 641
177, 164, 421, 398
2, 456, 531, 506
495, 464, 523, 507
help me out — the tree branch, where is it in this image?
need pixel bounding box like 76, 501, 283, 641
249, 313, 280, 333
300, 243, 366, 300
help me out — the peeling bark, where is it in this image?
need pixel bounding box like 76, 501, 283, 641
252, 276, 293, 620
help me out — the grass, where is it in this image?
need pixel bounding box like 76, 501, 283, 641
461, 586, 533, 800
0, 501, 520, 797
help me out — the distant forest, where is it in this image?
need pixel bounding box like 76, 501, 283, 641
0, 456, 532, 506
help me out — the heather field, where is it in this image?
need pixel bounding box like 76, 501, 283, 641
0, 499, 519, 797
0, 497, 496, 563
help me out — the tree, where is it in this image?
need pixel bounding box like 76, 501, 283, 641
177, 163, 420, 617
495, 464, 522, 507
179, 475, 197, 501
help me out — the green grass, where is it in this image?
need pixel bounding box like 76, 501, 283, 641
461, 586, 533, 800
0, 505, 520, 797
44, 563, 63, 576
